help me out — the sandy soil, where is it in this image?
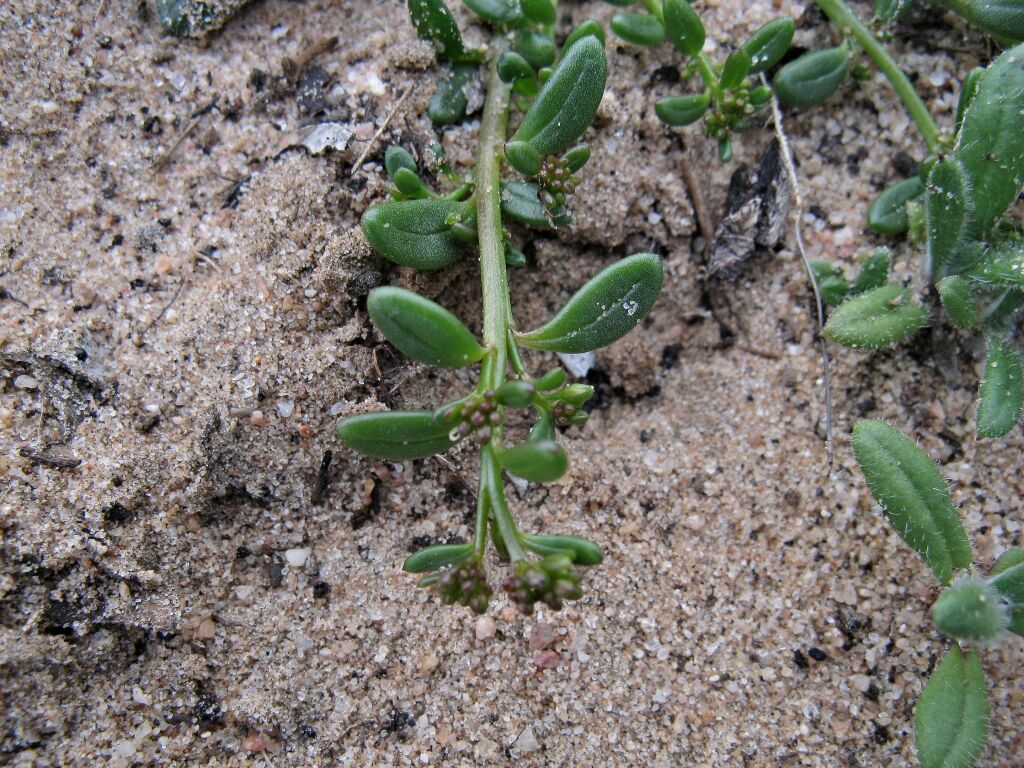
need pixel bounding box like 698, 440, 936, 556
2, 0, 1022, 766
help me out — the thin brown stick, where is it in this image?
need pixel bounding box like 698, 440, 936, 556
764, 77, 835, 469
350, 86, 412, 175
675, 138, 714, 256
136, 276, 188, 346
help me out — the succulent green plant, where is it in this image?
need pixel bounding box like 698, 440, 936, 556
338, 0, 663, 617
602, 0, 794, 162
852, 419, 1023, 768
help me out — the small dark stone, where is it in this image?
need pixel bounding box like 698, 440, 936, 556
103, 501, 131, 525
873, 723, 890, 745
299, 724, 317, 738
194, 685, 223, 724
891, 151, 918, 178
111, 234, 124, 247
793, 649, 809, 669
808, 647, 827, 662
865, 683, 880, 701
660, 344, 680, 369
312, 580, 330, 599
235, 545, 251, 559
639, 429, 651, 444
267, 556, 284, 588
98, 35, 113, 49
158, 217, 172, 228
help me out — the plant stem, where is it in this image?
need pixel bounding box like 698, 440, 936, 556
482, 445, 528, 561
813, 0, 943, 154
477, 38, 513, 392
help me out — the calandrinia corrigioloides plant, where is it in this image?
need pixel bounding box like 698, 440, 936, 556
601, 0, 794, 162
852, 419, 1024, 768
337, 0, 664, 616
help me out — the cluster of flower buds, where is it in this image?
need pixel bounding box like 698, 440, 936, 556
445, 390, 502, 444
502, 554, 584, 615
703, 83, 773, 140
537, 155, 577, 211
546, 383, 594, 427
435, 559, 492, 615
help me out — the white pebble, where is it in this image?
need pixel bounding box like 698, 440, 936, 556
285, 547, 311, 567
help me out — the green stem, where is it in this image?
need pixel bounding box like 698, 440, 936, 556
477, 38, 513, 392
473, 467, 489, 557
482, 445, 528, 561
814, 0, 943, 154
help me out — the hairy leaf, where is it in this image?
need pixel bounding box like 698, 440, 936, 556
874, 0, 917, 24
367, 287, 485, 368
927, 156, 973, 279
610, 12, 665, 46
955, 66, 984, 135
773, 46, 849, 108
968, 246, 1024, 289
937, 276, 978, 330
499, 440, 569, 482
809, 260, 850, 307
976, 336, 1023, 438
915, 645, 989, 768
868, 176, 925, 235
852, 420, 973, 585
742, 17, 795, 74
954, 42, 1024, 236
403, 543, 472, 573
663, 0, 705, 57
522, 534, 603, 565
823, 284, 929, 349
338, 410, 456, 460
361, 198, 474, 270
853, 248, 891, 293
516, 253, 664, 353
990, 549, 1024, 635
509, 36, 608, 159
962, 0, 1024, 40
932, 576, 1007, 641
655, 92, 711, 126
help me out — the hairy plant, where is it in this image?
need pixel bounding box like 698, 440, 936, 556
852, 419, 1024, 768
789, 24, 1024, 437
601, 0, 794, 162
338, 0, 663, 616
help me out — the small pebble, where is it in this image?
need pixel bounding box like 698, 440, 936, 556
196, 618, 216, 640
285, 547, 311, 567
249, 410, 269, 427
533, 649, 560, 670
242, 732, 267, 753
475, 615, 496, 641
528, 623, 556, 651
13, 375, 38, 389
418, 654, 439, 676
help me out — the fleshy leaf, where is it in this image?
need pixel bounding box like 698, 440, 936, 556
954, 42, 1024, 236
609, 12, 665, 46
338, 410, 456, 460
521, 0, 555, 25
976, 336, 1023, 438
392, 167, 431, 199
499, 440, 569, 483
773, 46, 849, 108
719, 50, 751, 91
851, 420, 973, 585
915, 645, 989, 768
500, 181, 570, 228
407, 0, 467, 61
385, 146, 418, 180
868, 176, 925, 235
967, 246, 1024, 289
516, 253, 664, 353
823, 284, 929, 349
563, 19, 605, 51
514, 29, 556, 69
742, 17, 795, 74
655, 93, 711, 126
926, 156, 973, 279
428, 64, 475, 125
463, 0, 521, 23
403, 543, 472, 573
509, 36, 608, 159
663, 0, 705, 57
361, 198, 474, 270
853, 248, 890, 294
809, 260, 850, 307
367, 286, 486, 368
497, 51, 535, 82
522, 534, 603, 565
962, 0, 1024, 41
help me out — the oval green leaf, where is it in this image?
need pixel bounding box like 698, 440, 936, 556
407, 0, 467, 61
499, 440, 568, 483
936, 276, 978, 330
385, 146, 418, 180
867, 176, 925, 235
367, 286, 485, 368
501, 181, 570, 228
976, 336, 1023, 438
392, 167, 430, 199
927, 156, 973, 279
852, 248, 890, 294
522, 534, 603, 565
656, 92, 711, 126
719, 49, 752, 91
516, 253, 664, 353
990, 549, 1024, 635
521, 0, 555, 24
463, 0, 521, 23
564, 145, 591, 172
505, 140, 541, 176
915, 644, 989, 768
932, 576, 1007, 641
610, 12, 665, 46
852, 420, 973, 585
361, 198, 473, 270
773, 46, 849, 109
403, 543, 472, 573
510, 35, 608, 159
514, 29, 556, 69
498, 51, 534, 82
563, 19, 606, 51
964, 0, 1024, 41
338, 410, 456, 461
663, 0, 705, 57
823, 284, 928, 349
954, 42, 1024, 236
809, 260, 850, 307
743, 17, 795, 74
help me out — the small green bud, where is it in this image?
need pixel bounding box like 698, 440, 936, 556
932, 576, 1008, 642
